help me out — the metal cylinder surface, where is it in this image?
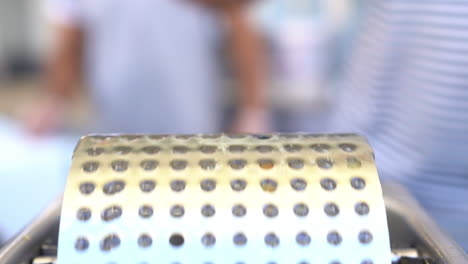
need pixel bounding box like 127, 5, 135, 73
58, 134, 391, 264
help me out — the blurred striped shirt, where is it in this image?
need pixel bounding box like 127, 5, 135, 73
327, 0, 468, 249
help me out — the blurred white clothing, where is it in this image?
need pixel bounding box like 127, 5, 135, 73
47, 0, 223, 133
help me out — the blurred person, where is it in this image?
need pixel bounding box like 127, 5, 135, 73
323, 0, 468, 250
28, 0, 268, 134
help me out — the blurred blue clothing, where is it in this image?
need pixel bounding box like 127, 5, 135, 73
0, 117, 75, 244
326, 0, 468, 250
47, 0, 222, 134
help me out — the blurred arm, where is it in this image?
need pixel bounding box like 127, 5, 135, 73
23, 25, 83, 135
224, 4, 267, 116
46, 24, 84, 99
222, 3, 269, 133
191, 0, 269, 132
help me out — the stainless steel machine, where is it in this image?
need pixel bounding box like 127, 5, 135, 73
0, 134, 466, 264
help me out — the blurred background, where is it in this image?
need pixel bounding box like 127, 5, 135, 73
0, 0, 467, 253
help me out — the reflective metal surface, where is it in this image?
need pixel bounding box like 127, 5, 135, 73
58, 134, 391, 264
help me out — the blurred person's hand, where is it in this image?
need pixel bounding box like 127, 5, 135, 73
231, 107, 270, 133
186, 0, 251, 10
22, 95, 67, 136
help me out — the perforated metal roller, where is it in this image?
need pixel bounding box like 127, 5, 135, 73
58, 134, 391, 264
